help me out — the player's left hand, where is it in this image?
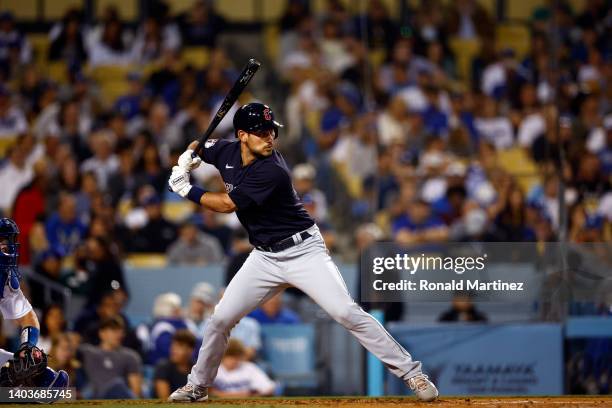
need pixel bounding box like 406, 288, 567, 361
169, 166, 192, 197
178, 149, 202, 172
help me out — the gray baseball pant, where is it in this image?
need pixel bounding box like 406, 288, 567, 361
187, 225, 422, 386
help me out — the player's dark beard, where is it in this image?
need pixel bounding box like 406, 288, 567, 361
248, 143, 273, 159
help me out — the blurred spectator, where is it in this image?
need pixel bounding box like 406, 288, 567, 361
0, 11, 31, 79
446, 0, 494, 39
474, 96, 514, 150
211, 339, 275, 397
439, 293, 488, 322
189, 207, 234, 254
229, 316, 261, 362
292, 163, 328, 222
83, 6, 131, 59
28, 250, 66, 310
107, 141, 137, 206
489, 181, 536, 241
177, 0, 226, 47
12, 158, 48, 264
302, 193, 337, 250
392, 199, 449, 244
0, 144, 32, 214
225, 228, 252, 285
167, 223, 224, 265
353, 0, 397, 53
127, 194, 177, 253
153, 329, 196, 399
131, 17, 165, 64
88, 13, 132, 66
73, 290, 140, 352
58, 98, 91, 161
134, 140, 170, 195
49, 333, 83, 393
44, 192, 87, 255
0, 87, 27, 137
146, 292, 188, 364
81, 129, 119, 191
185, 282, 216, 336
114, 72, 148, 121
377, 96, 410, 146
79, 317, 142, 398
80, 236, 128, 304
248, 292, 301, 325
38, 304, 67, 352
48, 9, 88, 66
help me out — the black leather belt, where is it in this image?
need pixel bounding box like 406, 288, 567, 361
256, 231, 313, 253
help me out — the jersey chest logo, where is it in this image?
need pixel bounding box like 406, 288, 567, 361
205, 139, 219, 148
225, 183, 234, 193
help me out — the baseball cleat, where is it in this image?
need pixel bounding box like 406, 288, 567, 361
406, 373, 439, 402
168, 383, 208, 402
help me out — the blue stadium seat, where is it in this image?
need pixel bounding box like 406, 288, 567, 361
260, 324, 318, 389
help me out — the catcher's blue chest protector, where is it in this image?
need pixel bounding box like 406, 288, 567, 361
0, 218, 21, 297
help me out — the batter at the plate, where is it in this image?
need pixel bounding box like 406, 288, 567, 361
168, 102, 438, 402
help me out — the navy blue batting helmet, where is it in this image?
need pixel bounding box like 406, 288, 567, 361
233, 103, 283, 139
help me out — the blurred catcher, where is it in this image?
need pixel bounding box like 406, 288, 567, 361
0, 218, 69, 396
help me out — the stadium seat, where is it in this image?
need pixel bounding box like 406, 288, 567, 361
0, 135, 17, 158
95, 0, 137, 21
506, 0, 546, 20
181, 47, 211, 69
99, 80, 130, 106
261, 0, 286, 22
86, 65, 133, 106
86, 64, 134, 82
263, 24, 280, 62
214, 0, 256, 22
162, 201, 195, 223
125, 253, 168, 268
1, 0, 37, 20
260, 324, 318, 389
495, 23, 531, 59
43, 0, 83, 20
28, 34, 50, 68
496, 146, 540, 192
449, 37, 481, 84
168, 0, 198, 15
46, 61, 68, 84
368, 48, 387, 70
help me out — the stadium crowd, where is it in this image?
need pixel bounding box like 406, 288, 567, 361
0, 0, 609, 398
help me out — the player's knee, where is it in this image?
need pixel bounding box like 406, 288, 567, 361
207, 313, 236, 334
331, 303, 361, 330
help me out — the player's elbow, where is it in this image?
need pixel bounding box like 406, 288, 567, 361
219, 195, 237, 213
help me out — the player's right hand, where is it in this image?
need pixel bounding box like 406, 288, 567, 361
178, 149, 202, 172
169, 166, 192, 198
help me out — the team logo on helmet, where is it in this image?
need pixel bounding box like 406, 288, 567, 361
263, 108, 272, 121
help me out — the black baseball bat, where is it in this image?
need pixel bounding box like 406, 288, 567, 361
168, 58, 260, 191
193, 58, 261, 157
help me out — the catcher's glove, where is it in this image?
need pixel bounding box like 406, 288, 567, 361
6, 344, 48, 386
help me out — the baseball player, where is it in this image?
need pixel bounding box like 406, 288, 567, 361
168, 103, 438, 402
0, 218, 69, 395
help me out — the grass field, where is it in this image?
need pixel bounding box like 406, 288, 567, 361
6, 396, 610, 408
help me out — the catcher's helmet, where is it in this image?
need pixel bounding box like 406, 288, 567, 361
233, 103, 283, 139
0, 218, 20, 291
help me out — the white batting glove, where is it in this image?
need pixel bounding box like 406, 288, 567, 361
178, 149, 202, 172
168, 166, 192, 197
